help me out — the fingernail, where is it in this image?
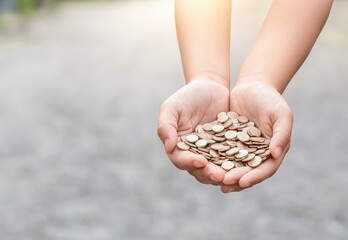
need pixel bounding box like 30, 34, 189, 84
225, 186, 235, 193
210, 174, 219, 182
193, 160, 205, 168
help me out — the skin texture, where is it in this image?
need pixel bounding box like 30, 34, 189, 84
158, 0, 333, 193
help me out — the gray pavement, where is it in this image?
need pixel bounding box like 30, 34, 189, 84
0, 0, 348, 239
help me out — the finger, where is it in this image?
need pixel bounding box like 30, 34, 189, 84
168, 148, 208, 171
222, 166, 252, 185
238, 156, 281, 188
220, 184, 245, 193
188, 163, 225, 184
270, 105, 293, 159
157, 100, 179, 154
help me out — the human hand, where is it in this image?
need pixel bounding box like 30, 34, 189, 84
221, 81, 293, 192
157, 78, 229, 185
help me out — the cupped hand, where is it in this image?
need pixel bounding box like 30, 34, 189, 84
157, 79, 229, 185
221, 81, 293, 192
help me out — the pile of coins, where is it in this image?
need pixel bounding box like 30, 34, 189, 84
176, 111, 271, 171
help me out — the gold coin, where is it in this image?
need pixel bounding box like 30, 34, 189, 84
218, 114, 229, 123
225, 130, 237, 140
195, 139, 208, 148
212, 124, 225, 133
226, 147, 240, 156
223, 118, 234, 128
185, 134, 199, 143
254, 148, 266, 155
217, 112, 227, 118
195, 124, 204, 133
202, 123, 213, 131
250, 137, 265, 143
234, 161, 245, 168
176, 141, 190, 151
227, 111, 239, 118
247, 156, 262, 167
236, 131, 250, 142
247, 126, 262, 137
218, 145, 230, 152
209, 149, 220, 158
212, 136, 226, 142
242, 153, 256, 162
235, 149, 249, 159
221, 161, 235, 171
238, 115, 249, 123
211, 143, 224, 151
226, 140, 237, 147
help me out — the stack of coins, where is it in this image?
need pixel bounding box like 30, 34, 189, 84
176, 111, 271, 171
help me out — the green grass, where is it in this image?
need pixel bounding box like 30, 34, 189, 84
18, 0, 36, 17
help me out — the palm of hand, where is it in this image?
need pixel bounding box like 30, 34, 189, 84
172, 80, 230, 135
220, 82, 293, 192
158, 80, 229, 184
158, 81, 292, 191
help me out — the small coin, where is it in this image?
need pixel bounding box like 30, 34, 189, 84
221, 161, 235, 171
213, 159, 228, 165
246, 122, 255, 127
226, 140, 237, 147
202, 123, 214, 131
213, 136, 226, 142
237, 131, 250, 142
225, 130, 237, 140
254, 148, 266, 155
247, 156, 262, 167
218, 145, 230, 152
185, 141, 197, 148
212, 124, 225, 133
242, 153, 256, 162
223, 118, 234, 128
235, 149, 249, 159
250, 137, 265, 143
195, 124, 204, 133
217, 112, 227, 118
218, 114, 229, 123
215, 131, 227, 137
198, 147, 210, 153
259, 149, 271, 158
238, 115, 249, 123
248, 126, 262, 137
227, 111, 239, 118
231, 118, 239, 124
234, 161, 246, 168
226, 147, 240, 156
209, 149, 219, 158
185, 134, 199, 143
211, 143, 225, 151
195, 139, 208, 148
176, 141, 190, 151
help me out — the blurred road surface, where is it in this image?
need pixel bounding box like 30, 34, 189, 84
0, 0, 348, 239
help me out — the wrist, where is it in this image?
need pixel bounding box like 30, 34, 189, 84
235, 72, 284, 94
187, 72, 230, 89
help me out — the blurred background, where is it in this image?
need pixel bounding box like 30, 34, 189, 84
0, 0, 348, 239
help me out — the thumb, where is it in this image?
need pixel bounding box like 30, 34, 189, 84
157, 100, 179, 154
269, 105, 293, 160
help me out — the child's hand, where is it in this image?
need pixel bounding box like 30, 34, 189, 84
221, 81, 293, 192
157, 79, 229, 185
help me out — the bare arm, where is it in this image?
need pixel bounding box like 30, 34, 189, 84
236, 0, 333, 92
175, 0, 232, 88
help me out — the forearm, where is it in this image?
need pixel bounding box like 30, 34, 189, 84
175, 0, 231, 88
236, 0, 333, 93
